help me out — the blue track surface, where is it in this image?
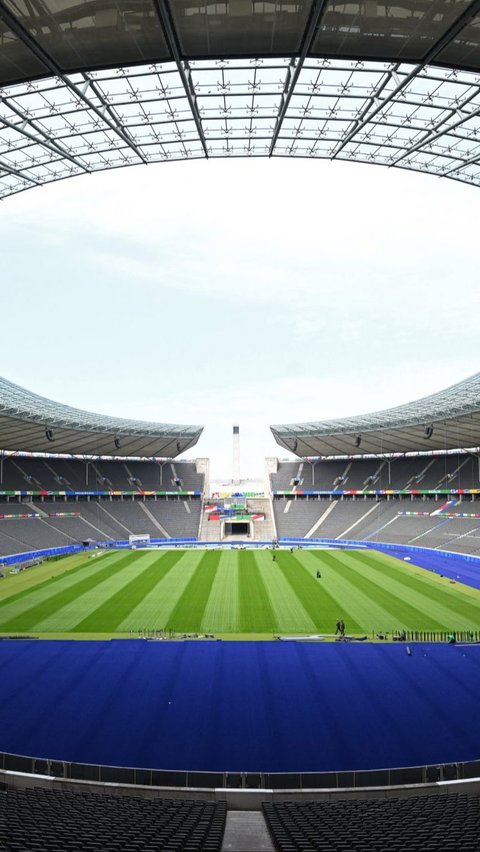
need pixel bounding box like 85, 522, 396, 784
379, 547, 480, 590
1, 640, 480, 773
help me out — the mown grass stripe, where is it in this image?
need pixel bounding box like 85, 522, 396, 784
3, 546, 480, 637
254, 552, 317, 634
276, 551, 364, 633
344, 550, 480, 629
31, 551, 164, 633
165, 551, 221, 632
298, 549, 408, 632
238, 550, 278, 633
354, 550, 480, 623
312, 550, 449, 630
116, 550, 203, 631
0, 551, 119, 611
200, 551, 239, 633
0, 551, 145, 632
0, 552, 109, 603
70, 551, 186, 632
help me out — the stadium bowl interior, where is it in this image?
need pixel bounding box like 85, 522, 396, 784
1, 1, 480, 848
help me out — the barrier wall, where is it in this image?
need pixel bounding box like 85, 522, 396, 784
279, 537, 480, 564
0, 544, 84, 566
0, 540, 196, 566
0, 749, 478, 791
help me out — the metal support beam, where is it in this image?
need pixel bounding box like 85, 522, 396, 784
80, 73, 149, 164
392, 92, 480, 170
0, 97, 88, 173
152, 0, 208, 158
333, 0, 480, 159
0, 1, 148, 163
0, 158, 39, 185
443, 145, 480, 177
269, 0, 330, 155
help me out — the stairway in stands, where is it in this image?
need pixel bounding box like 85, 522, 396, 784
199, 506, 222, 542
198, 498, 275, 542
249, 498, 275, 541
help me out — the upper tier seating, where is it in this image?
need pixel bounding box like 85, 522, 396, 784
0, 458, 204, 493
270, 454, 480, 492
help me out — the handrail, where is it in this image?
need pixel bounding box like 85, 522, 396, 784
0, 749, 478, 790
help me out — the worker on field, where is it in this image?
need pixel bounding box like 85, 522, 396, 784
316, 569, 321, 579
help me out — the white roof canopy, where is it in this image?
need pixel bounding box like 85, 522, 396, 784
271, 372, 480, 456
0, 375, 202, 457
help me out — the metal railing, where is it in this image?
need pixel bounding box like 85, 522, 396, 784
1, 751, 479, 791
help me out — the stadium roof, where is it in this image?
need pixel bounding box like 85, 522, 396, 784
271, 371, 480, 456
0, 1, 480, 197
0, 375, 202, 457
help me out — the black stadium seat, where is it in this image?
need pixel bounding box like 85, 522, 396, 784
263, 793, 480, 852
0, 788, 226, 852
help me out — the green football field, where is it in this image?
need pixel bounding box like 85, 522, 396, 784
1, 547, 480, 639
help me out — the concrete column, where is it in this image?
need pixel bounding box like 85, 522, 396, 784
264, 457, 278, 496
195, 458, 210, 498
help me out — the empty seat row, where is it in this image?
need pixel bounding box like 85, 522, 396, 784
263, 793, 480, 852
0, 788, 226, 852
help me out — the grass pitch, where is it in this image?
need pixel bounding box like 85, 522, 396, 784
1, 547, 480, 638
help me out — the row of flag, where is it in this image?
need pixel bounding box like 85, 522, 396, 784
0, 513, 39, 520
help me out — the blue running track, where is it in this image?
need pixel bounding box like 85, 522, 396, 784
0, 640, 480, 773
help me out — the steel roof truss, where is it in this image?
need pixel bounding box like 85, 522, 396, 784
0, 1, 147, 163
331, 0, 480, 160
269, 0, 331, 155
151, 0, 207, 157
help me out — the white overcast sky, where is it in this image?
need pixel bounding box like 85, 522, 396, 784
1, 157, 479, 479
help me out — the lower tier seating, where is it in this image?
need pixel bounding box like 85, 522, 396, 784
263, 793, 480, 852
0, 498, 201, 556
0, 787, 226, 852
272, 496, 480, 555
